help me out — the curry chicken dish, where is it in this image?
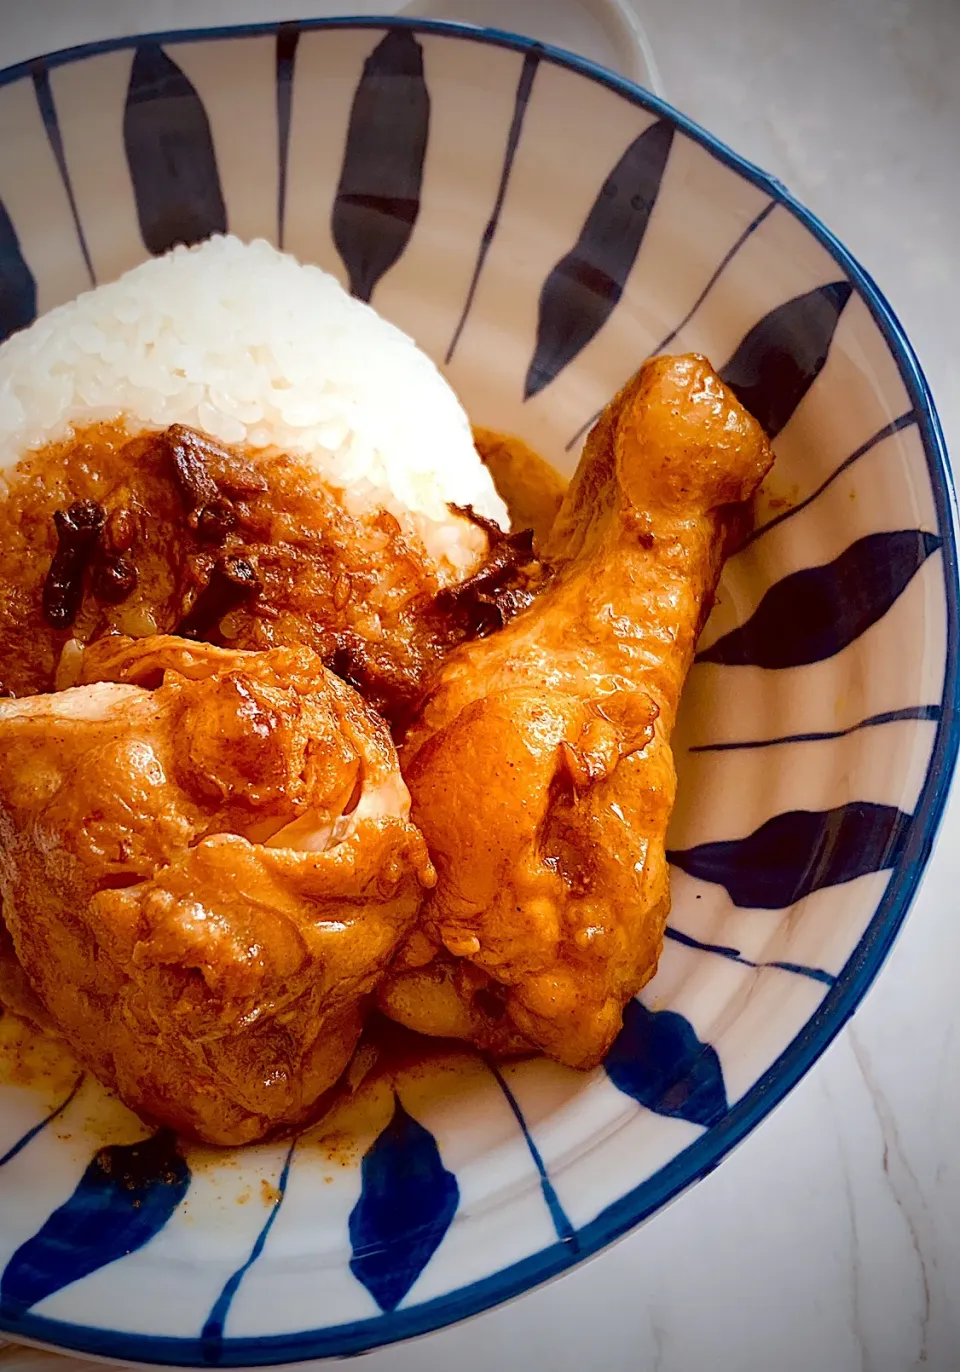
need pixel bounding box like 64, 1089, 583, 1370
0, 240, 773, 1146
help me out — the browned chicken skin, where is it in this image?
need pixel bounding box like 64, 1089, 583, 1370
379, 355, 773, 1068
0, 919, 54, 1032
0, 422, 530, 726
0, 352, 771, 1136
0, 635, 433, 1144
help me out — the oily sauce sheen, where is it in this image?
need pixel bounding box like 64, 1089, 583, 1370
0, 423, 565, 1123
0, 423, 554, 724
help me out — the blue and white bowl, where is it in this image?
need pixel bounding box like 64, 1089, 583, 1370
0, 17, 954, 1366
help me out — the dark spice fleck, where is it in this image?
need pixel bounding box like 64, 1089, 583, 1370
94, 554, 138, 604
163, 424, 221, 513
195, 499, 236, 545
327, 639, 367, 694
42, 499, 106, 629
177, 555, 262, 640
434, 507, 540, 640
474, 985, 508, 1022
162, 425, 267, 544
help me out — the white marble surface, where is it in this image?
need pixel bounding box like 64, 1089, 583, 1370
0, 1, 958, 1368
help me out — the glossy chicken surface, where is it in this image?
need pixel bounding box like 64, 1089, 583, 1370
0, 635, 433, 1144
0, 422, 514, 727
380, 355, 773, 1068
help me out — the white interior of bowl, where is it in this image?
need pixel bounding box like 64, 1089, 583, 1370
0, 20, 952, 1365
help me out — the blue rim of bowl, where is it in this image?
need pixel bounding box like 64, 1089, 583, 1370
1, 15, 957, 1367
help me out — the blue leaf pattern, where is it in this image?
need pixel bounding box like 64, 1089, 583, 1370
563, 199, 779, 453
605, 1000, 728, 1128
0, 25, 950, 1359
124, 43, 228, 255
742, 411, 918, 549
689, 704, 941, 752
0, 1130, 189, 1319
668, 802, 913, 909
525, 120, 674, 399
664, 927, 835, 985
0, 198, 37, 343
698, 530, 940, 669
446, 49, 540, 364
30, 61, 95, 285
201, 1139, 297, 1360
0, 1076, 84, 1169
488, 1062, 576, 1247
275, 25, 300, 248
720, 281, 852, 438
332, 29, 429, 303
349, 1097, 459, 1312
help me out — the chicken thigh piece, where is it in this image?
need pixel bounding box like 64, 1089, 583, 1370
379, 355, 773, 1068
0, 636, 433, 1144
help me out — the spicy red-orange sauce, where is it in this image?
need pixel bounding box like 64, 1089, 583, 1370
0, 422, 512, 722
0, 421, 565, 1137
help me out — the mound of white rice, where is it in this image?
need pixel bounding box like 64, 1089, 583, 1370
0, 235, 507, 576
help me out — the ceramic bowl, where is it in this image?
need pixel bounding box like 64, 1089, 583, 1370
0, 16, 954, 1367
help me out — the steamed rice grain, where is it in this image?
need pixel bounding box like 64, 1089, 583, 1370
0, 235, 508, 578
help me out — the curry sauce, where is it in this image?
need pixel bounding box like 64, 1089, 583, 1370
0, 422, 546, 725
